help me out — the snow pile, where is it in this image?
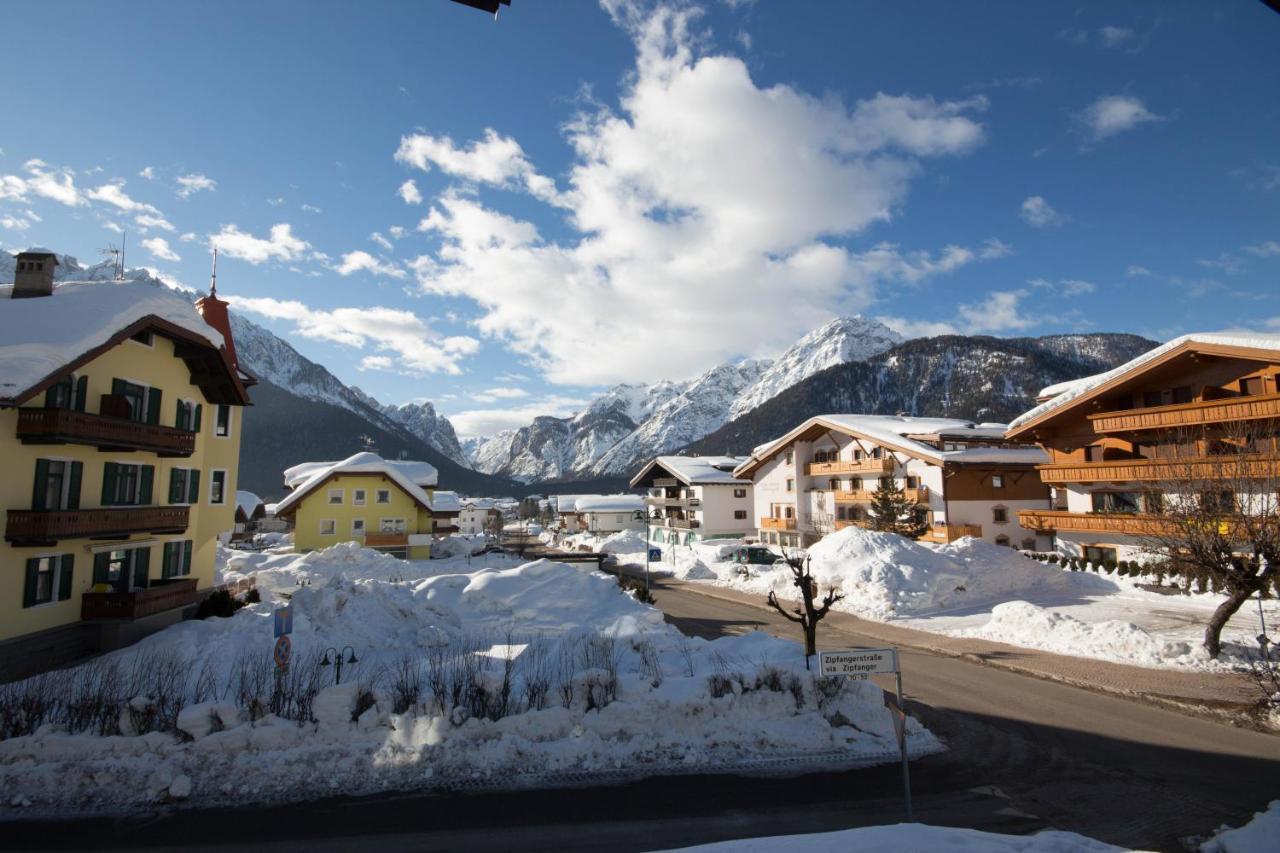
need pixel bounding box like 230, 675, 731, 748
594, 529, 647, 555
661, 824, 1127, 852
1201, 801, 1280, 853
427, 534, 490, 559
958, 602, 1201, 668
0, 545, 937, 817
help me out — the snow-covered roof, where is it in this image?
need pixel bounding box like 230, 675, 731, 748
631, 455, 752, 486
235, 490, 263, 516
283, 456, 438, 489
430, 490, 461, 513
275, 452, 437, 516
461, 497, 496, 510
0, 279, 224, 403
1008, 332, 1280, 433
736, 414, 1041, 476
572, 494, 645, 513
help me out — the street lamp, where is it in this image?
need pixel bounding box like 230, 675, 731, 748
320, 646, 358, 685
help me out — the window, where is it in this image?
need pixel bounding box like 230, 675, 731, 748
161, 540, 193, 578
992, 506, 1009, 524
991, 475, 1004, 488
733, 488, 747, 498
995, 535, 1011, 547
209, 470, 227, 505
906, 476, 919, 489
45, 374, 85, 411
319, 519, 337, 535
353, 489, 367, 506
380, 518, 406, 533
615, 514, 626, 523
1084, 545, 1118, 565
92, 547, 149, 592
23, 555, 73, 607
215, 404, 232, 437
1240, 377, 1265, 397
101, 462, 154, 506
1021, 538, 1036, 550
783, 450, 794, 465
175, 399, 202, 432
1200, 490, 1235, 514
129, 330, 154, 346
1172, 385, 1194, 404
1091, 491, 1142, 514
1085, 445, 1106, 463
328, 488, 344, 505
785, 478, 794, 492
111, 379, 160, 424
376, 489, 391, 504
828, 478, 840, 490
168, 468, 201, 504
734, 510, 747, 520
33, 459, 83, 511
352, 518, 366, 536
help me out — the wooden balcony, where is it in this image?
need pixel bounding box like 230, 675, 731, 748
16, 407, 196, 457
5, 506, 190, 545
364, 532, 409, 548
82, 579, 198, 621
760, 516, 797, 531
1017, 510, 1174, 536
806, 459, 895, 476
834, 519, 870, 531
1089, 393, 1280, 434
833, 487, 926, 503
920, 523, 983, 543
664, 517, 701, 529
1038, 454, 1280, 484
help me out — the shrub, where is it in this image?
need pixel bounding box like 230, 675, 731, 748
617, 574, 656, 605
1047, 555, 1059, 565
195, 590, 246, 620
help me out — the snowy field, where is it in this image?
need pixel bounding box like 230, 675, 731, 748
0, 544, 936, 818
586, 528, 1278, 673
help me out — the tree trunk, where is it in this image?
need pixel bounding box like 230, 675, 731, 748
804, 622, 816, 658
1204, 585, 1255, 658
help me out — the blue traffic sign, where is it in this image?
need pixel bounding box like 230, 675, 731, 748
648, 548, 662, 561
273, 606, 293, 638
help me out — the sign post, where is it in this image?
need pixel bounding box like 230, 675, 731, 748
819, 647, 912, 821
273, 606, 293, 671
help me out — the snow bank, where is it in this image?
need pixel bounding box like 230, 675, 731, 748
1201, 801, 1280, 853
659, 823, 1126, 852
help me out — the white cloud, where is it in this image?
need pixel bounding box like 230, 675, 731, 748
406, 3, 997, 385
370, 232, 394, 251
449, 395, 589, 438
470, 386, 530, 403
266, 197, 285, 207
225, 295, 479, 375
1232, 164, 1280, 193
139, 166, 156, 180
135, 213, 176, 232
1125, 264, 1152, 278
956, 290, 1035, 333
1099, 26, 1133, 49
211, 223, 309, 264
87, 181, 160, 214
179, 231, 198, 242
359, 355, 395, 371
875, 315, 960, 338
1077, 94, 1162, 141
140, 236, 181, 262
300, 203, 322, 214
398, 179, 423, 205
335, 250, 405, 278
389, 225, 406, 239
1244, 240, 1280, 258
0, 159, 85, 207
1019, 195, 1066, 228
175, 172, 216, 198
1060, 279, 1096, 296
0, 214, 31, 231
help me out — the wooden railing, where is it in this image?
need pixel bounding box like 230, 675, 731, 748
1037, 454, 1280, 484
5, 506, 190, 544
760, 516, 797, 531
806, 459, 895, 476
920, 523, 983, 543
364, 532, 409, 547
1017, 510, 1174, 536
82, 579, 198, 621
833, 487, 926, 503
16, 407, 196, 457
665, 517, 701, 529
1089, 393, 1280, 434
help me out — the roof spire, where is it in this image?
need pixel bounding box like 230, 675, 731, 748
209, 245, 218, 297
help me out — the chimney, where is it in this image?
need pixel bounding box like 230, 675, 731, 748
194, 248, 240, 371
12, 251, 57, 298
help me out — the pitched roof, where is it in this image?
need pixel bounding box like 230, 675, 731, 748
1007, 332, 1280, 436
235, 490, 264, 516
629, 455, 752, 487
275, 452, 438, 517
283, 455, 438, 489
572, 494, 645, 513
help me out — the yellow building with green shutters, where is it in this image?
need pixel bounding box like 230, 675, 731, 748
275, 453, 460, 559
0, 251, 252, 682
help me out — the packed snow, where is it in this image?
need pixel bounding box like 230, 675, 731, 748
1200, 801, 1280, 853
659, 823, 1128, 852
0, 544, 936, 818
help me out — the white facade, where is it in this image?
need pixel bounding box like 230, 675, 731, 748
632, 456, 755, 548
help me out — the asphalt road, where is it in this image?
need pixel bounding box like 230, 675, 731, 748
6, 553, 1279, 853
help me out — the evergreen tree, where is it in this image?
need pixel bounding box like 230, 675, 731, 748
868, 478, 929, 539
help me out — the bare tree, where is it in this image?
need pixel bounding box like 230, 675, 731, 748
1139, 419, 1280, 658
766, 553, 845, 668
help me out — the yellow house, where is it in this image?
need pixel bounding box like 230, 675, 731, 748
0, 251, 253, 682
274, 453, 459, 559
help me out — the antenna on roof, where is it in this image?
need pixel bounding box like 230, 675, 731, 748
118, 230, 127, 280
99, 243, 121, 278
209, 245, 218, 296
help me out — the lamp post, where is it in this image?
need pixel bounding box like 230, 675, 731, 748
320, 646, 358, 686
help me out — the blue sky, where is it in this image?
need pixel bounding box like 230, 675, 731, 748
2, 0, 1278, 437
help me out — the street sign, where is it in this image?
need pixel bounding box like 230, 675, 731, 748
648, 548, 662, 562
818, 647, 898, 678
273, 635, 292, 669
273, 606, 293, 638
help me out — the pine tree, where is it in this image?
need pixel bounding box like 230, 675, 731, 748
868, 478, 929, 539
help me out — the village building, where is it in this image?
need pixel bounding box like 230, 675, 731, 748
733, 415, 1051, 550
233, 490, 265, 538
274, 453, 457, 558
630, 455, 754, 548
458, 498, 502, 535
555, 494, 646, 534
0, 251, 253, 680
1006, 333, 1280, 563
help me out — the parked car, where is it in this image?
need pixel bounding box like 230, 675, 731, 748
732, 546, 784, 566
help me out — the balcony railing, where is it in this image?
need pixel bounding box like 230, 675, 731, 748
644, 494, 699, 506
1089, 393, 1280, 434
16, 407, 196, 457
665, 517, 701, 529
806, 459, 895, 476
760, 516, 797, 530
82, 578, 198, 621
920, 523, 983, 543
5, 506, 190, 544
832, 487, 926, 503
364, 532, 409, 547
1038, 454, 1280, 484
1017, 510, 1174, 536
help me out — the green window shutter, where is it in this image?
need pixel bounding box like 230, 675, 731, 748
92, 552, 110, 586
31, 459, 50, 511
23, 559, 40, 608
44, 383, 60, 408
188, 469, 201, 504
74, 375, 88, 411
101, 462, 118, 506
161, 542, 174, 579
182, 540, 192, 576
139, 465, 155, 505
58, 555, 74, 601
112, 378, 127, 396
67, 461, 82, 510
175, 400, 186, 431
146, 388, 162, 425
133, 547, 150, 589
193, 404, 203, 433
169, 468, 181, 504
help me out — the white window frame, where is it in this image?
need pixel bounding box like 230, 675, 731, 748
785, 478, 795, 492
27, 552, 66, 608
380, 517, 406, 533
375, 489, 391, 504
116, 376, 157, 423
37, 455, 76, 511
353, 488, 367, 506
351, 518, 366, 536
209, 469, 228, 505
319, 519, 337, 536
214, 404, 233, 439
992, 474, 1004, 488
328, 488, 344, 505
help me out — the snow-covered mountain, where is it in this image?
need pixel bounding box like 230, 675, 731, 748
356, 394, 470, 468
727, 316, 902, 420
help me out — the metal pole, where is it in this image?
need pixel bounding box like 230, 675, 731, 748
896, 668, 913, 822
645, 528, 652, 595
